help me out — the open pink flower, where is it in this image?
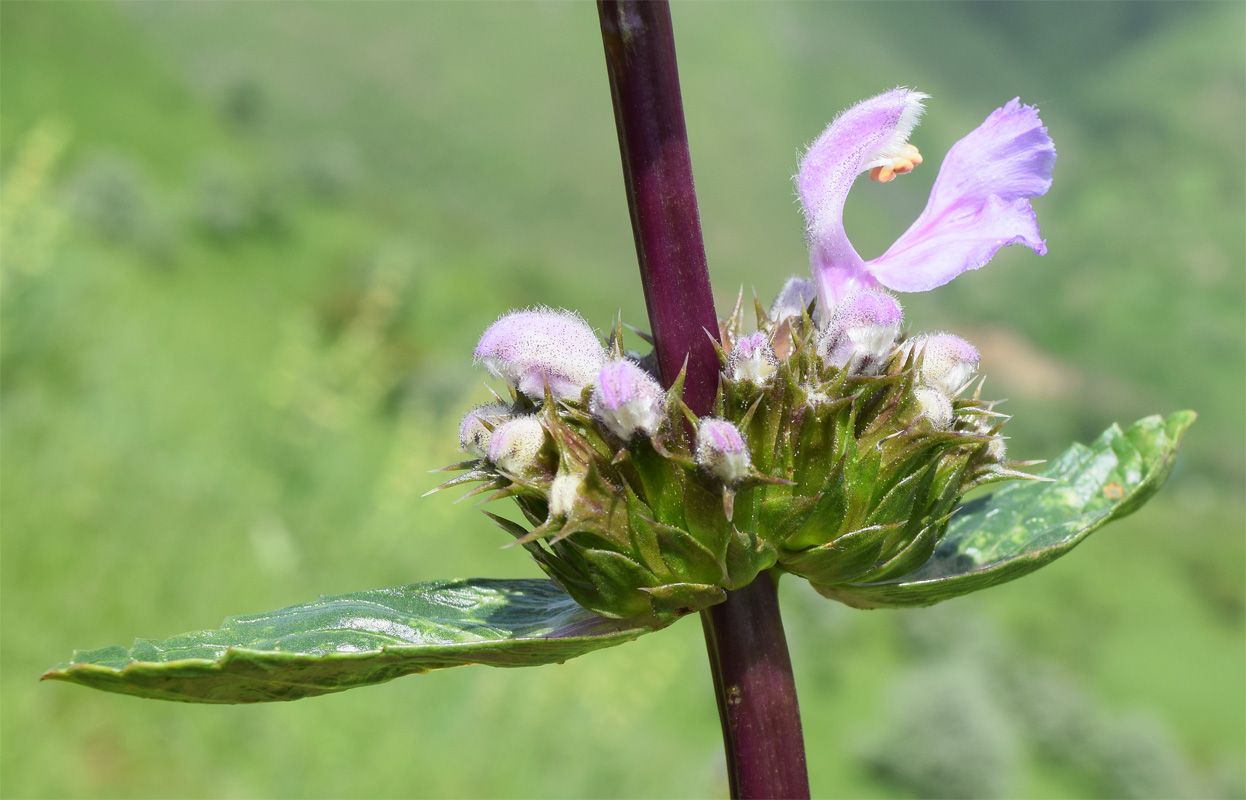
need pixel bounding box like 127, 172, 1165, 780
797, 88, 1056, 318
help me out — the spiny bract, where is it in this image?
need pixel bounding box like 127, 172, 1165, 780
434, 291, 1033, 626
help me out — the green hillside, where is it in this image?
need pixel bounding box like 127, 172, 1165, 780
2, 2, 1242, 798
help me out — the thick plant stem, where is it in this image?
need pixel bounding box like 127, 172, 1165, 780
597, 4, 810, 798
702, 572, 810, 799
597, 0, 719, 415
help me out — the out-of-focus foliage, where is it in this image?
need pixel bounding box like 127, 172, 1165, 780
2, 2, 1241, 798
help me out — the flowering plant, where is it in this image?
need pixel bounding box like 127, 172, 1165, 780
45, 6, 1191, 798
419, 85, 1180, 619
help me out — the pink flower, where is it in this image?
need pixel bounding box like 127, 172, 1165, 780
589, 358, 665, 439
902, 333, 981, 396
474, 308, 606, 401
797, 88, 1056, 318
695, 418, 751, 484
486, 416, 547, 473
816, 290, 903, 374
458, 403, 512, 459
727, 332, 779, 385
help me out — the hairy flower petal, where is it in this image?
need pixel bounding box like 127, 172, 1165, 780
695, 418, 752, 484
728, 332, 779, 385
590, 358, 665, 440
902, 333, 981, 396
474, 308, 606, 400
868, 99, 1055, 292
486, 416, 547, 473
797, 87, 928, 315
913, 386, 954, 428
768, 276, 817, 322
817, 290, 903, 373
458, 403, 512, 459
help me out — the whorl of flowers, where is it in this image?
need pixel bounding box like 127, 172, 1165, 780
433, 89, 1054, 624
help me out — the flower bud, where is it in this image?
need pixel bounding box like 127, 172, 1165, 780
458, 403, 511, 459
474, 308, 606, 401
695, 418, 752, 484
817, 290, 903, 373
589, 358, 665, 440
727, 332, 779, 385
486, 416, 547, 473
905, 333, 980, 396
769, 276, 817, 322
548, 472, 582, 517
912, 386, 954, 429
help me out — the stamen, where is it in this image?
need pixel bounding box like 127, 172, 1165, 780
870, 144, 923, 183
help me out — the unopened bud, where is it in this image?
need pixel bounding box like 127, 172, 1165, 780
913, 386, 954, 429
904, 333, 980, 396
458, 403, 511, 459
817, 290, 903, 373
695, 418, 752, 484
548, 472, 582, 517
589, 358, 665, 440
728, 332, 779, 385
474, 308, 606, 401
769, 276, 817, 322
486, 416, 547, 473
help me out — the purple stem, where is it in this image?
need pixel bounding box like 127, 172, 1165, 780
597, 0, 719, 415
596, 4, 810, 798
702, 571, 810, 799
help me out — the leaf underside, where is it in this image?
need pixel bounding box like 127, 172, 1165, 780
43, 579, 657, 703
819, 411, 1195, 609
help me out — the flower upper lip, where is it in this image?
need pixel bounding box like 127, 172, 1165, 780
796, 88, 1056, 318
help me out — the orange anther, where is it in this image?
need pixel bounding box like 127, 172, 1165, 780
870, 144, 923, 183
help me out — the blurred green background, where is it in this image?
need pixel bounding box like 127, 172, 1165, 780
2, 2, 1242, 798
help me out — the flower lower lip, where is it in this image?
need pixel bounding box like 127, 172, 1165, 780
798, 90, 1055, 308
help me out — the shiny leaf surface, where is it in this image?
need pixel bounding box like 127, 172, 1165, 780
818, 411, 1194, 608
44, 579, 657, 703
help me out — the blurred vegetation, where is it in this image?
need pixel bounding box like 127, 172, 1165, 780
2, 2, 1242, 798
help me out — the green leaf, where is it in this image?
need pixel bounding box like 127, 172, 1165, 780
817, 411, 1195, 609
43, 579, 659, 704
